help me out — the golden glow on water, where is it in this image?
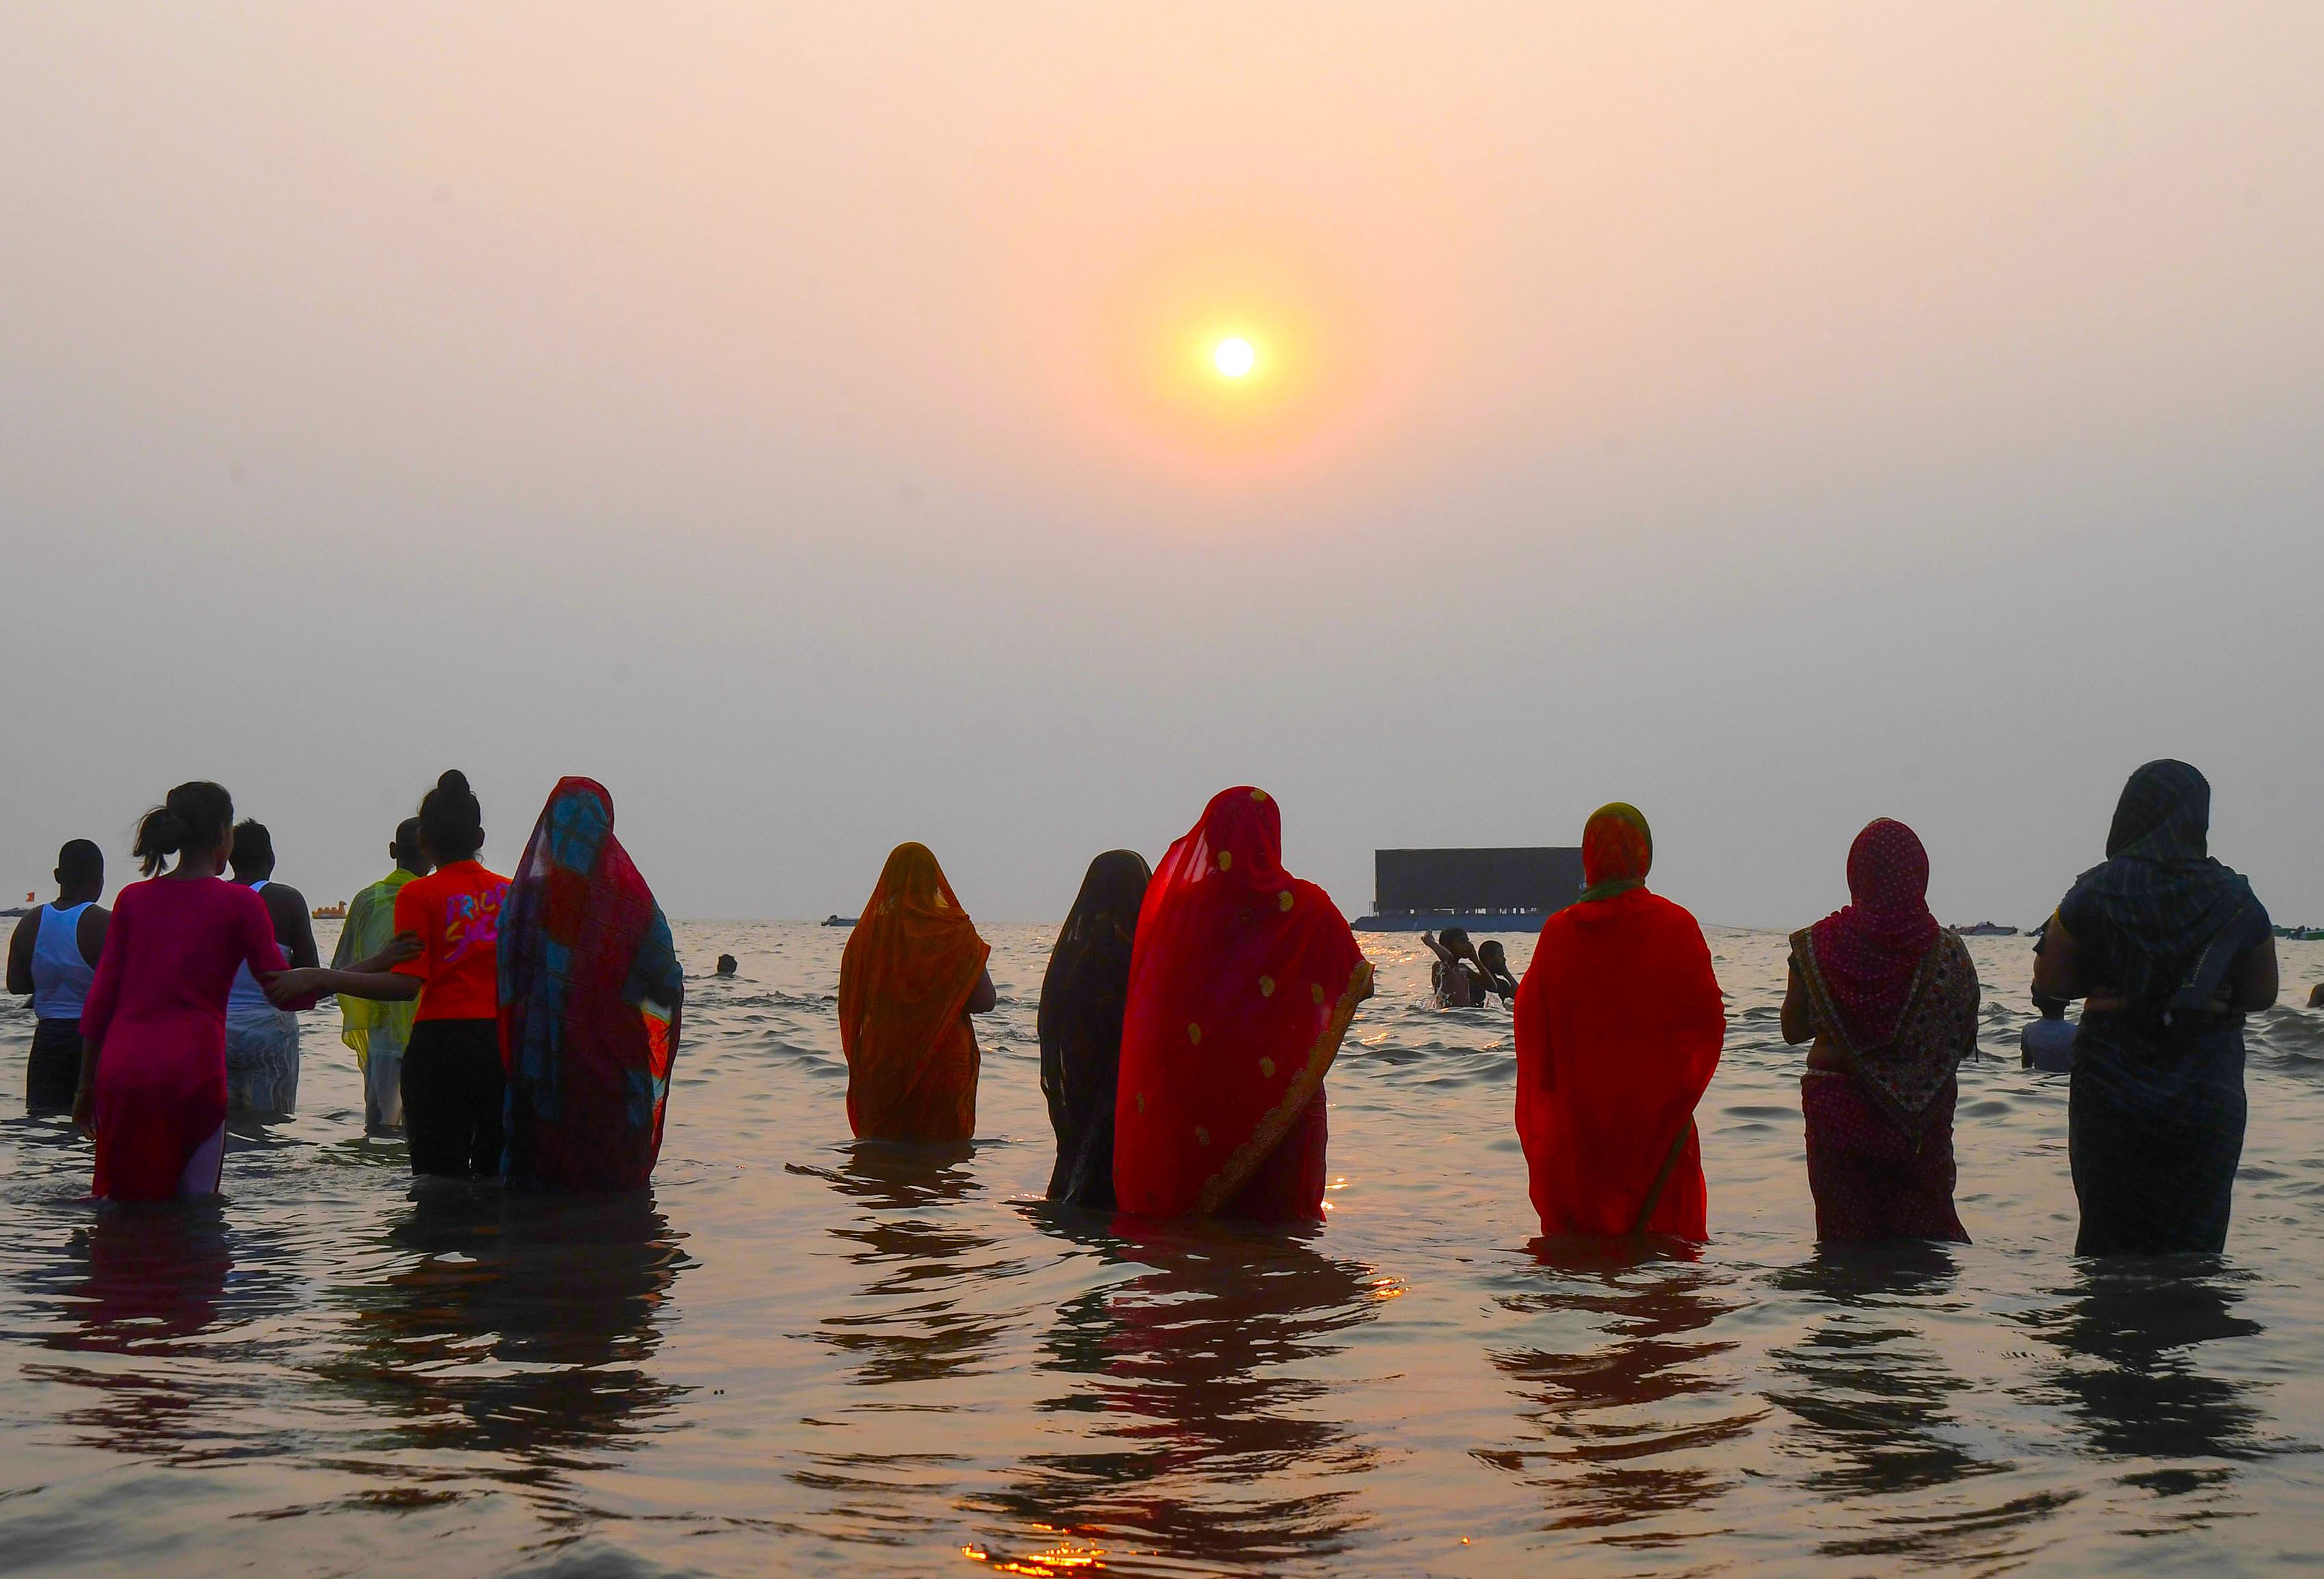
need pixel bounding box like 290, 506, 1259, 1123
6, 922, 2323, 1574
964, 1528, 1111, 1576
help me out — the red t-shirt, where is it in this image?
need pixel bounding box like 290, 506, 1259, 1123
392, 860, 510, 1022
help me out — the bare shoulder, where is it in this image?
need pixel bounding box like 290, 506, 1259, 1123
77, 904, 109, 964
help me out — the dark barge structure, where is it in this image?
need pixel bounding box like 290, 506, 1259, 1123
1352, 847, 1584, 933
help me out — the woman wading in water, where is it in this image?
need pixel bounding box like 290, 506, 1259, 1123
837, 843, 996, 1143
2035, 760, 2276, 1255
1783, 819, 1979, 1243
72, 782, 321, 1199
498, 777, 685, 1191
1112, 786, 1373, 1224
1037, 849, 1150, 1210
1513, 803, 1726, 1240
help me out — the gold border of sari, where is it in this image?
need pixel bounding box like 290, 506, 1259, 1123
1192, 958, 1374, 1218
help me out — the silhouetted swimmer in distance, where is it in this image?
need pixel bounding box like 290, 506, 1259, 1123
1423, 927, 1489, 1007
1477, 940, 1519, 1006
715, 954, 738, 977
6, 840, 111, 1109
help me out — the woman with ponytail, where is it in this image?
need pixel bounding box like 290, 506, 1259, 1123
269, 771, 509, 1177
72, 782, 318, 1199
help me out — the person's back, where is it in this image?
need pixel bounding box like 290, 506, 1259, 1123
838, 842, 994, 1143
6, 840, 109, 1109
2020, 997, 2077, 1072
334, 817, 429, 1133
1521, 891, 1720, 1128
77, 782, 310, 1199
222, 820, 319, 1115
1113, 786, 1368, 1221
269, 771, 511, 1178
500, 777, 686, 1192
1513, 804, 1726, 1240
1039, 849, 1149, 1210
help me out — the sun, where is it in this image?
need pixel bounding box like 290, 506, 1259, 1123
1213, 337, 1255, 378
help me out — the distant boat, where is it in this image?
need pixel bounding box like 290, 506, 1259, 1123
821, 914, 857, 927
2, 892, 33, 919
312, 901, 347, 920
1951, 922, 2019, 937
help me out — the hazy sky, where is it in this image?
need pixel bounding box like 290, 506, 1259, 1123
4, 5, 2321, 931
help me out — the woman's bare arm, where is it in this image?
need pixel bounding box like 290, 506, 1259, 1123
263, 884, 321, 970
1780, 959, 1812, 1044
72, 1038, 99, 1138
4, 914, 33, 996
265, 966, 419, 1006
967, 967, 997, 1015
344, 931, 421, 976
2031, 916, 2085, 1000
2231, 936, 2280, 1013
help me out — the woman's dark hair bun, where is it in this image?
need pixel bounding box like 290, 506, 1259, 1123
419, 767, 485, 862
133, 780, 233, 875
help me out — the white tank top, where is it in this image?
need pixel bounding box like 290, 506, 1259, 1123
227, 880, 281, 1013
31, 901, 96, 1020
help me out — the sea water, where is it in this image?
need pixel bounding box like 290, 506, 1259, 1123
1, 923, 2321, 1577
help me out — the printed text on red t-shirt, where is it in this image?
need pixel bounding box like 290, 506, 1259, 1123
442, 883, 509, 962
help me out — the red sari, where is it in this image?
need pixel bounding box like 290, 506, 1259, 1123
1113, 787, 1372, 1221
1514, 804, 1726, 1239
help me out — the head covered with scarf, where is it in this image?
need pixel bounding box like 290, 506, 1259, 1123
1039, 849, 1151, 1208
1787, 817, 1977, 1137
1806, 819, 1943, 1050
499, 777, 684, 1191
1581, 803, 1653, 902
2064, 760, 2263, 1012
838, 842, 991, 1141
1513, 797, 1725, 1238
1113, 787, 1371, 1219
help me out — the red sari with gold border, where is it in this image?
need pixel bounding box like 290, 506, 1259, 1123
1112, 787, 1372, 1222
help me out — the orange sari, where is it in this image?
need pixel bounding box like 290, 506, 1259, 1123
838, 844, 991, 1142
1113, 787, 1373, 1221
1514, 804, 1726, 1239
